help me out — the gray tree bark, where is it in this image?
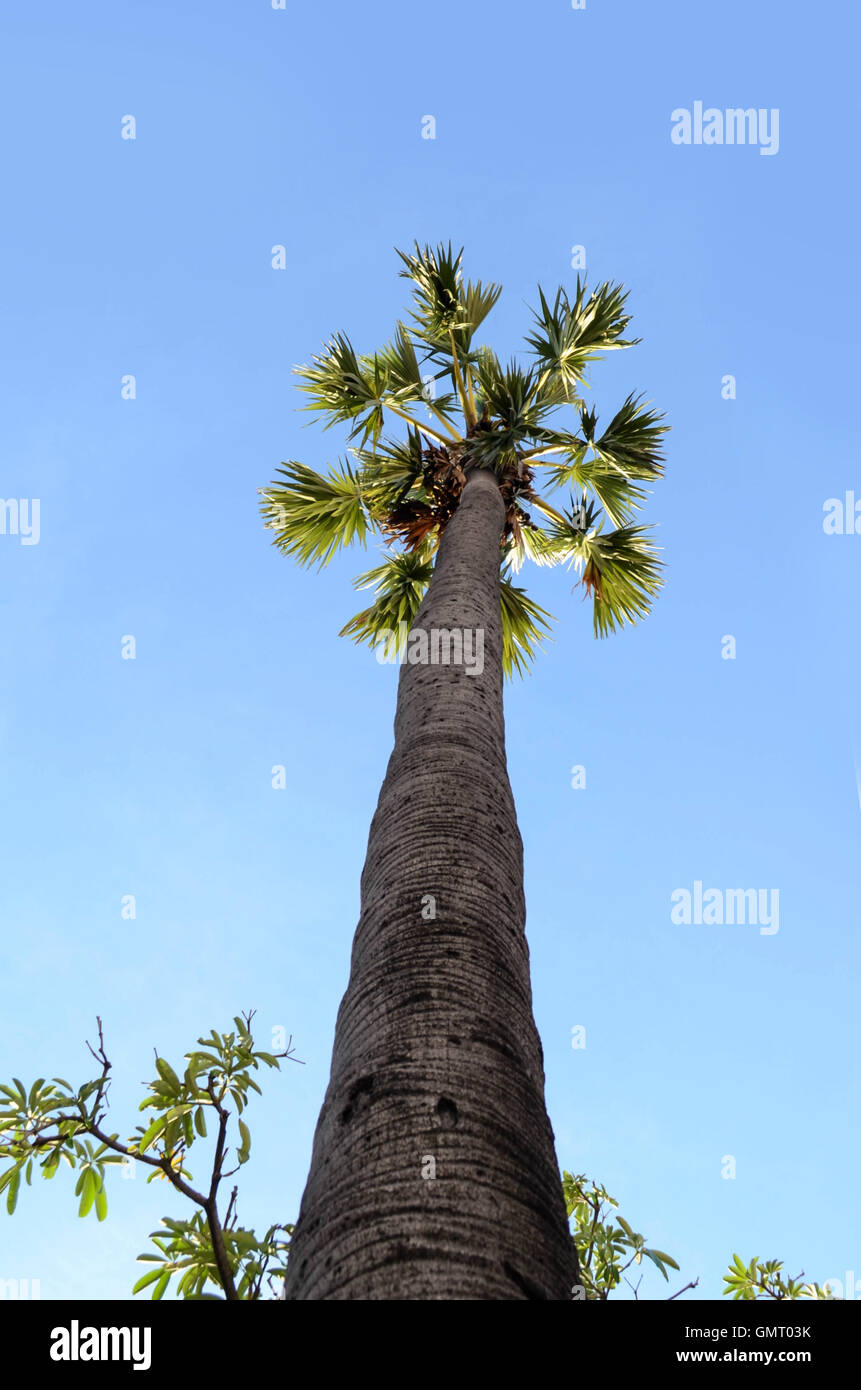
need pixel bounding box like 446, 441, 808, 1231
283, 467, 578, 1299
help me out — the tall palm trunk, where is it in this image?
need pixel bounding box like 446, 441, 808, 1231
284, 467, 577, 1299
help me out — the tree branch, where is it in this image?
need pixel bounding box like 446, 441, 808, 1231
668, 1277, 700, 1301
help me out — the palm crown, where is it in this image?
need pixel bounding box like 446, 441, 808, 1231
260, 243, 668, 675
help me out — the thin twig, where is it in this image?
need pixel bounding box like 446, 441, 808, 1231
668, 1278, 700, 1301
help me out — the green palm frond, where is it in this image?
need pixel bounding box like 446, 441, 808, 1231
567, 278, 639, 355
366, 323, 458, 420
504, 518, 570, 573
531, 504, 662, 634
588, 393, 668, 480
451, 277, 503, 357
339, 551, 434, 659
475, 356, 542, 429
530, 370, 584, 413
366, 322, 423, 398
533, 440, 649, 525
396, 243, 502, 373
396, 242, 464, 345
573, 524, 664, 638
529, 394, 666, 524
525, 280, 640, 395
260, 460, 371, 568
352, 429, 428, 515
579, 471, 647, 526
469, 355, 552, 466
500, 570, 555, 677
294, 333, 385, 443
535, 497, 602, 564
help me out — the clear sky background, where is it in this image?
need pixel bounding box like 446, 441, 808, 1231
1, 0, 858, 1301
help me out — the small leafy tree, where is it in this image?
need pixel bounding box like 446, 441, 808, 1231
0, 1012, 301, 1300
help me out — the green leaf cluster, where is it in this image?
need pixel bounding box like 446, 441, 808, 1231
722, 1253, 834, 1301
563, 1171, 679, 1299
133, 1212, 293, 1301
0, 1076, 124, 1220
133, 1014, 281, 1178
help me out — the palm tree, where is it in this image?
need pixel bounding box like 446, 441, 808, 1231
261, 244, 667, 1300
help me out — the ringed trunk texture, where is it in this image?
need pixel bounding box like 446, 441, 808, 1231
284, 467, 577, 1300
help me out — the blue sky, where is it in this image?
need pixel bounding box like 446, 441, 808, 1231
1, 0, 859, 1301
